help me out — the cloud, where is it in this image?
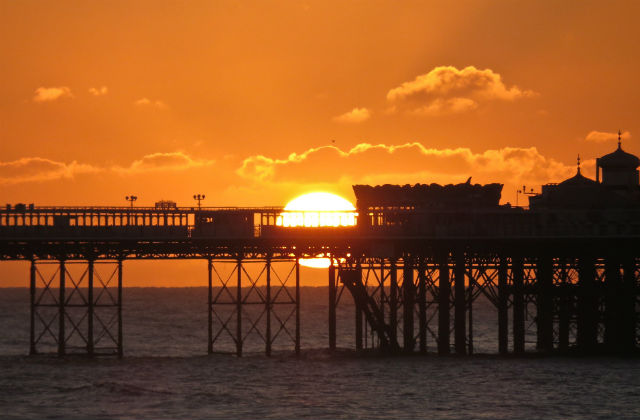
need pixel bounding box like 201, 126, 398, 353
237, 142, 580, 202
0, 157, 99, 185
134, 97, 167, 109
0, 152, 215, 185
585, 130, 631, 143
89, 86, 108, 96
334, 107, 371, 123
386, 66, 535, 115
33, 86, 73, 103
113, 152, 214, 174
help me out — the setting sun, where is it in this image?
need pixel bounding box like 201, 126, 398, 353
278, 192, 356, 268
277, 192, 357, 227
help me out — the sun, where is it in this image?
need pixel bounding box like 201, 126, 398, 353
278, 192, 356, 228
278, 192, 357, 268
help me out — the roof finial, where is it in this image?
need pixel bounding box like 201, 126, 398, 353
577, 153, 581, 174
618, 129, 622, 149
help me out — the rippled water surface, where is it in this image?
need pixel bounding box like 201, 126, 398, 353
0, 288, 638, 419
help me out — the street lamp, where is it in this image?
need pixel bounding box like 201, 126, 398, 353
193, 194, 205, 209
125, 195, 138, 209
516, 185, 535, 207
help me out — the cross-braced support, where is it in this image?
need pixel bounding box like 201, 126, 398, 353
208, 257, 300, 356
29, 259, 122, 356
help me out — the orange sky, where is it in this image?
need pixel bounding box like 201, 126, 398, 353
2, 0, 640, 286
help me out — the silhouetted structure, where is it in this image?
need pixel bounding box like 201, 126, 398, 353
0, 139, 638, 357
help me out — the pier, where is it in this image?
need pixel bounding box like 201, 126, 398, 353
1, 200, 638, 357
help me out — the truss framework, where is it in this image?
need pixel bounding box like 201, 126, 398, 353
30, 259, 122, 356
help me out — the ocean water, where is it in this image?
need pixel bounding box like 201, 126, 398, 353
0, 287, 638, 419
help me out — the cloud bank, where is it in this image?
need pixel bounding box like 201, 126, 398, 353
386, 66, 535, 115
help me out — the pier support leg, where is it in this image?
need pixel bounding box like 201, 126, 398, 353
512, 257, 525, 354
418, 259, 427, 354
390, 261, 398, 350
403, 260, 415, 353
498, 257, 508, 355
355, 293, 363, 351
266, 258, 272, 356
207, 258, 213, 354
578, 256, 597, 353
117, 259, 123, 358
295, 258, 300, 356
558, 262, 570, 353
622, 258, 637, 353
236, 259, 242, 357
58, 260, 66, 356
454, 252, 466, 355
537, 255, 554, 353
29, 260, 36, 355
87, 260, 94, 356
328, 264, 336, 351
438, 255, 450, 355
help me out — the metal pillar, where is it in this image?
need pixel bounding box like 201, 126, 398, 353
117, 259, 123, 358
578, 256, 597, 352
537, 255, 554, 352
58, 260, 66, 356
29, 260, 36, 355
355, 293, 363, 351
295, 258, 300, 356
236, 259, 242, 357
418, 259, 427, 354
438, 255, 450, 355
266, 257, 272, 356
512, 257, 525, 354
622, 258, 637, 353
403, 260, 415, 353
498, 257, 508, 355
207, 258, 213, 354
557, 261, 570, 353
454, 252, 466, 355
87, 260, 94, 356
328, 264, 336, 351
604, 258, 620, 351
389, 260, 398, 349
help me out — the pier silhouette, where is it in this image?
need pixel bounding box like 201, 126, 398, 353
1, 141, 639, 357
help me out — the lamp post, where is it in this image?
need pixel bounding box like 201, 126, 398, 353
516, 185, 535, 207
125, 195, 137, 209
125, 195, 137, 226
193, 194, 205, 209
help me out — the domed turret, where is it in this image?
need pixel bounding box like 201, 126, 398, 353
559, 155, 597, 187
595, 130, 639, 187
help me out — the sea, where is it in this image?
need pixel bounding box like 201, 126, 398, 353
0, 287, 638, 420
